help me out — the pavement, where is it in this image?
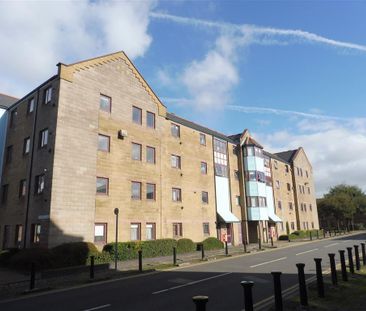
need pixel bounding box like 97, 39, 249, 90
0, 231, 364, 311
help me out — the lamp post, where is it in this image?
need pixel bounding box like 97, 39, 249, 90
114, 208, 119, 271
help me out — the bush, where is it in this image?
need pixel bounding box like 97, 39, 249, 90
103, 239, 177, 261
289, 229, 323, 240
52, 242, 100, 267
201, 237, 224, 250
86, 251, 112, 265
8, 248, 56, 270
0, 248, 20, 266
177, 238, 196, 254
278, 235, 289, 241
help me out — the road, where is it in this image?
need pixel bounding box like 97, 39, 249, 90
1, 232, 365, 311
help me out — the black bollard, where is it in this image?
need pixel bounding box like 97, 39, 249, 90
316, 230, 319, 239
296, 263, 308, 307
271, 236, 274, 247
328, 253, 337, 285
243, 239, 247, 253
201, 244, 205, 260
361, 243, 366, 266
323, 230, 326, 239
90, 255, 95, 279
314, 258, 324, 298
225, 241, 229, 256
173, 246, 177, 266
271, 272, 283, 311
347, 247, 355, 274
354, 245, 361, 271
339, 250, 348, 281
29, 262, 35, 291
241, 281, 254, 311
310, 231, 312, 241
138, 250, 142, 272
258, 236, 262, 250
192, 296, 209, 311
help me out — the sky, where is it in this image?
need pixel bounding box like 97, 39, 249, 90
0, 0, 366, 197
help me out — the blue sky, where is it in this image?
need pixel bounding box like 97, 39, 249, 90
1, 1, 366, 196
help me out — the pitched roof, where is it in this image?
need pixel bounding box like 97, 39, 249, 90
0, 93, 18, 109
274, 149, 298, 163
166, 113, 235, 143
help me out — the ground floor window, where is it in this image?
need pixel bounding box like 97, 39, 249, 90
173, 223, 183, 238
130, 223, 141, 241
146, 223, 156, 240
203, 223, 210, 236
94, 223, 107, 243
31, 224, 41, 244
15, 224, 23, 246
291, 222, 295, 230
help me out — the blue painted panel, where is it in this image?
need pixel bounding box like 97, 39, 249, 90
245, 156, 256, 170
247, 207, 269, 221
255, 157, 264, 172
245, 181, 258, 196
257, 182, 267, 197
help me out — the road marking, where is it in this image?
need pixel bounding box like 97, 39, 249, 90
250, 257, 287, 268
83, 304, 111, 311
152, 272, 232, 294
296, 248, 318, 256
325, 243, 339, 248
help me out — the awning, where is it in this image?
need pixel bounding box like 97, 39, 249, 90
217, 210, 241, 223
268, 213, 282, 223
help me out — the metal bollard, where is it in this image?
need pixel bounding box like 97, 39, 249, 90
328, 253, 337, 285
323, 230, 326, 239
309, 231, 312, 241
192, 295, 209, 311
271, 236, 274, 247
296, 263, 308, 307
138, 250, 142, 272
243, 239, 247, 253
29, 262, 36, 290
361, 243, 366, 265
339, 250, 348, 281
241, 281, 254, 311
347, 247, 355, 274
225, 241, 229, 256
173, 246, 177, 266
90, 255, 95, 279
271, 272, 283, 311
314, 258, 324, 298
316, 230, 319, 239
201, 244, 205, 260
354, 245, 361, 270
258, 236, 262, 250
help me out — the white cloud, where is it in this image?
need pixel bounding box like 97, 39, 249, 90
0, 0, 156, 97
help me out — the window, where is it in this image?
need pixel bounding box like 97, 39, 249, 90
1, 184, 9, 204
203, 223, 210, 236
297, 167, 300, 176
96, 177, 108, 195
39, 128, 48, 148
23, 137, 30, 155
299, 185, 302, 194
302, 185, 305, 193
285, 165, 289, 173
2, 225, 10, 249
94, 223, 107, 243
201, 162, 207, 174
274, 160, 278, 169
146, 223, 156, 240
311, 222, 314, 229
171, 155, 181, 169
258, 197, 267, 207
172, 188, 182, 202
15, 225, 23, 245
291, 222, 295, 230
31, 224, 41, 244
300, 168, 303, 177
234, 170, 240, 180
19, 179, 27, 198
132, 143, 142, 161
277, 201, 282, 210
202, 191, 209, 204
171, 123, 180, 138
9, 109, 17, 127
6, 145, 13, 164
146, 183, 156, 200
173, 223, 183, 238
275, 180, 280, 189
246, 171, 256, 181
287, 183, 291, 191
44, 87, 52, 104
28, 98, 34, 114
308, 187, 311, 194
304, 203, 307, 212
98, 134, 110, 152
35, 174, 45, 195
132, 106, 142, 124
100, 94, 111, 112
131, 181, 141, 200
146, 111, 155, 128
146, 146, 155, 164
303, 222, 306, 230
289, 202, 293, 210
257, 171, 266, 183
264, 157, 270, 168
130, 223, 141, 241
236, 196, 240, 206
306, 170, 309, 178
200, 133, 206, 146
310, 204, 312, 211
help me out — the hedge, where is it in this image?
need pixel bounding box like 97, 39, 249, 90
289, 229, 323, 240
177, 238, 196, 254
202, 237, 224, 250
52, 242, 100, 267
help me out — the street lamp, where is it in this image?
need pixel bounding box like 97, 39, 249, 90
114, 208, 119, 270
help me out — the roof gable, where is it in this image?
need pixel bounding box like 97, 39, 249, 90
0, 93, 18, 109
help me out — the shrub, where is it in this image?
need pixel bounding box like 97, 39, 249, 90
0, 248, 20, 266
278, 235, 289, 241
176, 238, 196, 254
8, 248, 56, 270
201, 237, 224, 250
52, 242, 100, 267
87, 251, 112, 265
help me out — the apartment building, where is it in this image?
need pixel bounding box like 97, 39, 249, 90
0, 51, 319, 249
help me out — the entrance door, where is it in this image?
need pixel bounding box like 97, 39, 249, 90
226, 224, 232, 244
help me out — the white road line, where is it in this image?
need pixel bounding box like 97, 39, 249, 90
152, 272, 232, 295
296, 248, 319, 256
83, 304, 111, 311
325, 243, 339, 248
250, 257, 287, 268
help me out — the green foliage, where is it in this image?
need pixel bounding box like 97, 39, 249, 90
176, 238, 196, 254
0, 248, 20, 266
201, 237, 224, 250
278, 235, 289, 241
7, 248, 56, 270
288, 229, 323, 240
52, 242, 99, 267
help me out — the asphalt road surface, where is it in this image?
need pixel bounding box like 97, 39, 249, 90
1, 232, 365, 311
